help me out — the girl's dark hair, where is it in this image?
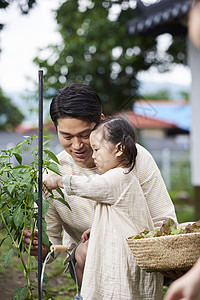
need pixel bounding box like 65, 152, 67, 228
94, 116, 137, 173
50, 83, 102, 127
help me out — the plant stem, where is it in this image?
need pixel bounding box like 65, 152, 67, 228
0, 211, 28, 274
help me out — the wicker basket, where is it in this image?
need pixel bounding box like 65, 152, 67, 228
127, 232, 200, 272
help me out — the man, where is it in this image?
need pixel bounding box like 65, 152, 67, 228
23, 82, 177, 286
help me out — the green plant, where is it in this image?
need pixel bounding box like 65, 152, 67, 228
0, 135, 69, 299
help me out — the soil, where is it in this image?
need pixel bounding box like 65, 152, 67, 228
0, 252, 76, 299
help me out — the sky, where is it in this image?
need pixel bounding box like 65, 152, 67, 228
0, 0, 191, 94
0, 0, 62, 92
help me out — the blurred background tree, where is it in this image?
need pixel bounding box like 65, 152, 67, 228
142, 88, 171, 100
0, 0, 188, 122
34, 0, 187, 115
0, 88, 24, 130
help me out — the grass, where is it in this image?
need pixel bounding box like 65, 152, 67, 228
176, 204, 195, 224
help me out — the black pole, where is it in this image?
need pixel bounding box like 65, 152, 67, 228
38, 70, 43, 300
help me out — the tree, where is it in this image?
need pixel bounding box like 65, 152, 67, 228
142, 89, 171, 100
0, 88, 24, 131
34, 0, 187, 115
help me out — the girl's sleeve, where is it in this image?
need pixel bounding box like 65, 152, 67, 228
62, 169, 123, 205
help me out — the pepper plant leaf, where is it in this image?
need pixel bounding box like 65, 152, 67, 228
13, 206, 24, 229
46, 162, 61, 176
13, 286, 28, 300
54, 196, 71, 211
56, 187, 64, 199
3, 248, 14, 267
43, 200, 50, 216
13, 152, 22, 165
7, 183, 16, 195
13, 165, 31, 170
44, 149, 60, 164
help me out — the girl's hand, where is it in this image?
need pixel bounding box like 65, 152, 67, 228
81, 228, 91, 243
43, 175, 63, 196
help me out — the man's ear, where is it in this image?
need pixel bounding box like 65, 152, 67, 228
100, 114, 105, 121
115, 143, 124, 157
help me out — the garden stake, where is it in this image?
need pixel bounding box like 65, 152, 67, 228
38, 70, 43, 300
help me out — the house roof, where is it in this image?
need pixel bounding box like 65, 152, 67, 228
117, 110, 178, 129
133, 100, 190, 131
128, 0, 192, 36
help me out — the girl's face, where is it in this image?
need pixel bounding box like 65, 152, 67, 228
90, 129, 121, 173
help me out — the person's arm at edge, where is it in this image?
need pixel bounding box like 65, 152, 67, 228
164, 257, 200, 300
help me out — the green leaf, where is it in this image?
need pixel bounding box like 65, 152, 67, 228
42, 230, 50, 247
56, 187, 64, 199
13, 152, 22, 165
54, 197, 71, 211
36, 270, 50, 287
43, 200, 50, 216
47, 162, 61, 176
43, 272, 50, 286
44, 150, 60, 164
7, 183, 16, 194
43, 289, 54, 299
3, 248, 14, 267
170, 227, 183, 235
13, 206, 24, 229
0, 235, 9, 247
13, 165, 30, 170
14, 287, 28, 300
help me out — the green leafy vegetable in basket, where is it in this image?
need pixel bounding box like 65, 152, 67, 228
132, 219, 200, 239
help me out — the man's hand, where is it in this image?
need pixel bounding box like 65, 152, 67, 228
23, 229, 48, 261
81, 228, 91, 243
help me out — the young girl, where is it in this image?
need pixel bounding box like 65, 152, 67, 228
43, 116, 163, 299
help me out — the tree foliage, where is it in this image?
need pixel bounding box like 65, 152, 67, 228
0, 88, 24, 131
33, 0, 187, 114
142, 89, 171, 100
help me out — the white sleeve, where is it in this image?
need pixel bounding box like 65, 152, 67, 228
62, 168, 124, 205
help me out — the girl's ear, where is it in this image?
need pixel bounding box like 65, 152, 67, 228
115, 143, 124, 157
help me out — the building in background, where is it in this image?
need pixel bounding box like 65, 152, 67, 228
127, 0, 200, 217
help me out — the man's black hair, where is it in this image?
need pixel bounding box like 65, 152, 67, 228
50, 83, 102, 127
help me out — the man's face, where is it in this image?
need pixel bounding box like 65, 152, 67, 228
57, 117, 96, 168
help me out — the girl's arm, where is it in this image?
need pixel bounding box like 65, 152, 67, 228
62, 168, 125, 205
